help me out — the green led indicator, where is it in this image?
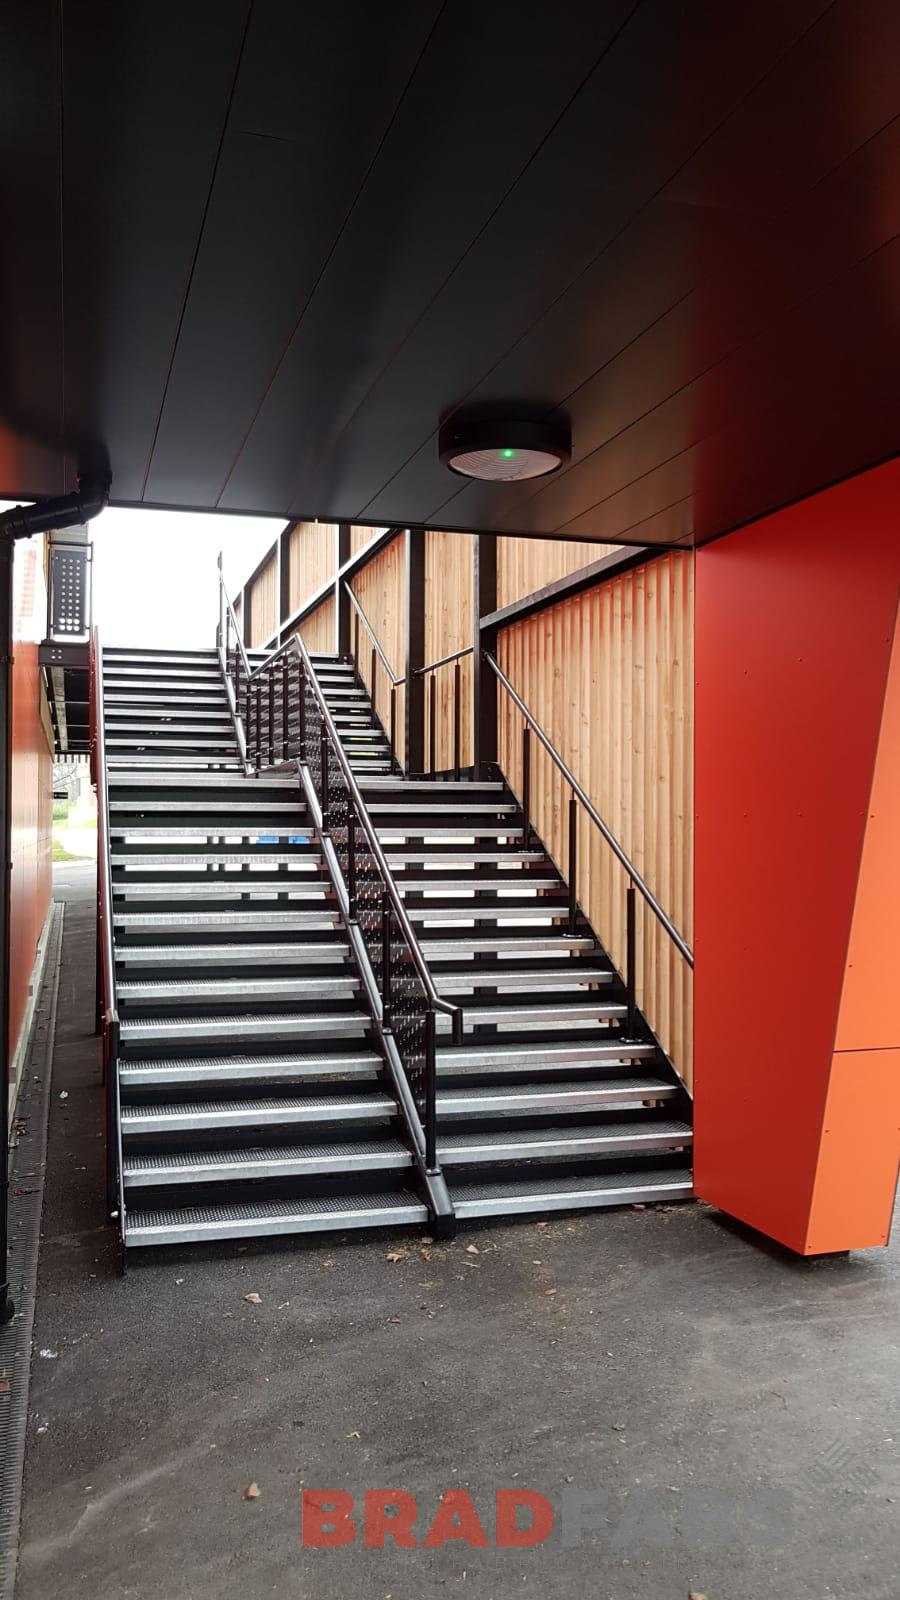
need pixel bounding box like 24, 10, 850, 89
501, 448, 516, 459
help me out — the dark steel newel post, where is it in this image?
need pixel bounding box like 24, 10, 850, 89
381, 891, 392, 1028
425, 1008, 437, 1171
625, 881, 637, 1034
473, 534, 498, 778
453, 661, 461, 780
568, 790, 578, 934
320, 723, 330, 831
522, 724, 531, 846
405, 529, 426, 774
347, 803, 357, 920
428, 674, 436, 775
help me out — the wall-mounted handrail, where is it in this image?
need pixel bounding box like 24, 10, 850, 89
217, 552, 252, 773
484, 651, 693, 970
414, 643, 474, 677
88, 627, 126, 1240
343, 582, 405, 687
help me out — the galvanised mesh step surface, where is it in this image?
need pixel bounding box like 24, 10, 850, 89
117, 974, 360, 1000
114, 942, 351, 966
438, 1120, 693, 1163
437, 1077, 679, 1114
120, 1010, 369, 1041
119, 1051, 382, 1085
124, 1137, 411, 1185
450, 1168, 694, 1218
125, 1192, 429, 1246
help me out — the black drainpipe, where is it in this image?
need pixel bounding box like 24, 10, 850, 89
0, 471, 110, 1324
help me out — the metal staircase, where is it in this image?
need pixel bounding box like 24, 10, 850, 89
95, 638, 692, 1255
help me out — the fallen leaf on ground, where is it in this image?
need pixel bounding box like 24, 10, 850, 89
689, 1592, 708, 1599
243, 1482, 261, 1500
243, 1292, 262, 1305
465, 1244, 479, 1255
544, 1288, 557, 1296
386, 1252, 404, 1263
420, 1248, 432, 1261
632, 1203, 647, 1211
322, 1259, 334, 1270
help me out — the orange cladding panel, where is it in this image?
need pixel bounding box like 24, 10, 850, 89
694, 456, 900, 1253
805, 1050, 900, 1254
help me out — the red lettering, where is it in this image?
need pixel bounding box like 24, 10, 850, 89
364, 1489, 419, 1548
424, 1489, 490, 1549
495, 1489, 554, 1547
301, 1489, 356, 1547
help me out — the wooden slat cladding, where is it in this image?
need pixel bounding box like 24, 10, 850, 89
288, 521, 337, 615
497, 550, 694, 1084
247, 554, 277, 647
350, 532, 407, 765
424, 531, 474, 772
350, 524, 386, 558
297, 594, 336, 655
497, 536, 621, 609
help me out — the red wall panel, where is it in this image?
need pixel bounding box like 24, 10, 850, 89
8, 540, 52, 1066
694, 456, 900, 1253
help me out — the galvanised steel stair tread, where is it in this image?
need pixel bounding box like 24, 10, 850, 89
124, 1192, 428, 1246
109, 827, 312, 839
109, 801, 307, 813
102, 675, 227, 689
118, 974, 360, 999
370, 802, 517, 815
378, 826, 527, 840
436, 1000, 626, 1027
114, 910, 341, 928
120, 1011, 370, 1040
119, 1050, 382, 1084
390, 874, 561, 893
107, 773, 300, 788
405, 900, 572, 922
435, 966, 615, 992
112, 879, 332, 898
439, 1040, 657, 1071
123, 1139, 412, 1184
106, 704, 232, 718
104, 648, 220, 661
419, 934, 595, 955
437, 1077, 679, 1114
111, 851, 320, 867
450, 1168, 694, 1218
121, 1095, 397, 1130
105, 723, 240, 736
437, 1120, 693, 1161
107, 739, 236, 750
114, 942, 352, 965
360, 779, 506, 793
108, 758, 244, 770
385, 851, 545, 867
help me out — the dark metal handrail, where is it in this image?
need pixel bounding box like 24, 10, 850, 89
484, 651, 694, 971
89, 627, 125, 1239
343, 582, 405, 686
244, 629, 461, 1028
414, 643, 474, 677
216, 552, 252, 773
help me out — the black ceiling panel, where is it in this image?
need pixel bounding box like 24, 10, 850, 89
2, 0, 899, 545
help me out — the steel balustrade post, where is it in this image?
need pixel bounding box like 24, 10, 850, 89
255, 681, 262, 772
453, 660, 461, 780
390, 683, 396, 762
371, 645, 377, 724
297, 656, 306, 759
626, 880, 637, 1035
320, 722, 330, 830
425, 1008, 437, 1170
568, 790, 578, 934
282, 655, 289, 760
354, 611, 359, 674
429, 674, 436, 775
268, 669, 275, 764
347, 802, 357, 920
381, 890, 392, 1027
522, 724, 531, 846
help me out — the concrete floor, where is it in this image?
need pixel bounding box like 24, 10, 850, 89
16, 863, 900, 1598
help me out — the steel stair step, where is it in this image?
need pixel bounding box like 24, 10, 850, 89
385, 849, 545, 865
121, 1093, 396, 1135
120, 1010, 370, 1042
369, 803, 517, 816
109, 826, 311, 839
118, 974, 359, 1001
124, 1191, 428, 1246
104, 723, 238, 736
108, 757, 243, 770
436, 1000, 626, 1029
379, 826, 525, 840
106, 704, 231, 718
438, 1119, 693, 1165
124, 1140, 411, 1186
435, 966, 614, 993
437, 1076, 679, 1115
107, 739, 236, 751
114, 909, 341, 930
360, 779, 507, 793
438, 1041, 657, 1074
450, 1168, 694, 1219
119, 1050, 382, 1086
392, 874, 560, 894
111, 851, 319, 867
108, 800, 306, 813
111, 878, 332, 899
102, 678, 227, 692
419, 934, 595, 956
114, 942, 350, 966
104, 650, 220, 664
405, 899, 571, 922
107, 773, 299, 788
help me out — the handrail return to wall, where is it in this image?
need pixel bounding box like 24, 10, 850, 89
413, 644, 474, 780
483, 651, 693, 1036
217, 566, 457, 1233
343, 582, 405, 764
88, 627, 126, 1244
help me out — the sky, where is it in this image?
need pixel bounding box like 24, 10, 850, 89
0, 501, 284, 649
90, 507, 285, 648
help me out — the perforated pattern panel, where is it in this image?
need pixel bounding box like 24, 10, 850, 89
49, 544, 90, 636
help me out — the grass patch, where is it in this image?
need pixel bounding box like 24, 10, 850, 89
52, 838, 78, 862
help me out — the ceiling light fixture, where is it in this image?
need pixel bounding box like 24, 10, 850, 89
438, 417, 571, 482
